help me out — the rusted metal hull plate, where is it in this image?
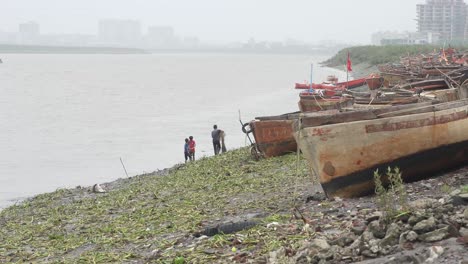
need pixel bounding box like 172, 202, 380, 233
294, 104, 468, 197
250, 120, 296, 157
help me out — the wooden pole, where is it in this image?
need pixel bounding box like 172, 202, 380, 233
120, 157, 129, 178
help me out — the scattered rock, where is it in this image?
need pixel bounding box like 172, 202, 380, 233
368, 220, 387, 239
352, 225, 366, 236
92, 184, 106, 193
306, 192, 327, 202
419, 227, 450, 242
450, 189, 461, 196
413, 217, 436, 234
426, 245, 444, 262
380, 223, 402, 249
406, 231, 418, 242
409, 198, 438, 209
310, 238, 331, 251
366, 212, 382, 223
408, 213, 426, 226
331, 232, 356, 247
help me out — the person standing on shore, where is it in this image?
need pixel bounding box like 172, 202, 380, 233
220, 130, 227, 153
188, 136, 196, 161
184, 138, 190, 163
211, 125, 222, 155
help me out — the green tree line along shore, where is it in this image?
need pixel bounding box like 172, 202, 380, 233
322, 45, 468, 67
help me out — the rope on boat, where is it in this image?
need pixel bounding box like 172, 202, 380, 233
313, 94, 324, 110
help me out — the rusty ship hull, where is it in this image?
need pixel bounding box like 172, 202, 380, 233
293, 99, 468, 197
250, 119, 297, 158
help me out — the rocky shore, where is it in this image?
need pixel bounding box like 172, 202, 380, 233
0, 147, 466, 263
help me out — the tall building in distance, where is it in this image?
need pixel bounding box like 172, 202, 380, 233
18, 21, 40, 44
146, 26, 176, 48
98, 19, 141, 47
416, 0, 467, 42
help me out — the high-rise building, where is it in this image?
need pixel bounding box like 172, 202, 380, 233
416, 0, 467, 42
98, 19, 141, 47
19, 21, 40, 36
147, 26, 176, 48
18, 21, 40, 44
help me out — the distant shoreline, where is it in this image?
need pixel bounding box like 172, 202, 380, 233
0, 44, 147, 54
0, 44, 341, 55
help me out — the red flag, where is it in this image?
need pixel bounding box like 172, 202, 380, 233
346, 51, 352, 72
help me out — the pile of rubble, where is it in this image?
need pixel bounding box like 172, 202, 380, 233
267, 171, 468, 264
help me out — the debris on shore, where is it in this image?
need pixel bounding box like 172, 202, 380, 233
0, 148, 466, 263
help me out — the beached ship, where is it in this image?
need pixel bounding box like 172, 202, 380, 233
293, 99, 468, 198
298, 94, 354, 112
295, 77, 366, 90
365, 74, 384, 90
242, 112, 299, 158
242, 110, 339, 158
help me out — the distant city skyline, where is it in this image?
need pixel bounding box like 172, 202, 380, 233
1, 0, 424, 45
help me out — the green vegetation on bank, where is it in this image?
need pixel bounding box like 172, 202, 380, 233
322, 45, 467, 67
0, 44, 147, 54
0, 148, 311, 263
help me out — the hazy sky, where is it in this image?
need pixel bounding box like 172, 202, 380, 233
2, 0, 424, 44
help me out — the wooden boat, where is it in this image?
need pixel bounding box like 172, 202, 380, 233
353, 96, 419, 105
299, 94, 354, 112
293, 99, 468, 197
295, 78, 366, 90
365, 75, 384, 90
398, 79, 449, 91
242, 110, 338, 158
335, 78, 367, 89
295, 83, 340, 90
245, 113, 299, 158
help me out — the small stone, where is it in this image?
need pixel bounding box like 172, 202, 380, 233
418, 227, 449, 242
426, 245, 444, 262
450, 189, 461, 196
380, 223, 402, 248
413, 217, 436, 234
406, 231, 418, 242
351, 225, 366, 236
366, 212, 382, 223
332, 196, 343, 202
368, 220, 387, 239
92, 183, 106, 193
421, 183, 432, 189
460, 227, 468, 237
409, 198, 438, 209
310, 239, 331, 251
266, 222, 280, 229
408, 213, 426, 226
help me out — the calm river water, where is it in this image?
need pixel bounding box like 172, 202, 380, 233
0, 53, 345, 208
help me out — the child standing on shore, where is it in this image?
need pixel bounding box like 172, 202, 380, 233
184, 138, 190, 163
188, 136, 196, 161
